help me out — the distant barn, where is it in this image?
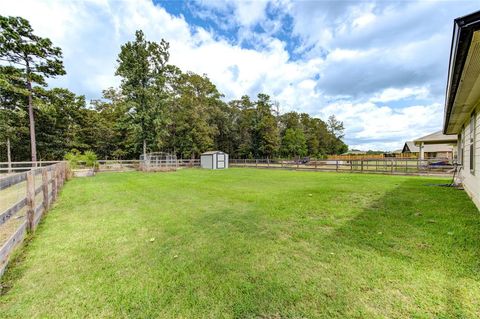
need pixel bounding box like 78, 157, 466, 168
200, 151, 229, 170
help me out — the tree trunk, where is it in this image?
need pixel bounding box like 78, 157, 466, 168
6, 137, 12, 173
143, 139, 147, 159
26, 62, 37, 165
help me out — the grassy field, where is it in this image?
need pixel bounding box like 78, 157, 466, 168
1, 168, 479, 318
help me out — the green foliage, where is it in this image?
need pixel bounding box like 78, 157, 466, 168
115, 30, 170, 157
0, 15, 65, 162
64, 149, 98, 169
0, 18, 349, 161
281, 128, 307, 157
64, 149, 81, 169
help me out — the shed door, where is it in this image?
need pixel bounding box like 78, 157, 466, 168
217, 154, 225, 169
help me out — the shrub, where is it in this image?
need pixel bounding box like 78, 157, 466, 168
64, 150, 98, 169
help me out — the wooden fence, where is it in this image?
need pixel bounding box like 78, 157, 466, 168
230, 158, 455, 175
0, 159, 201, 174
326, 153, 417, 161
0, 162, 68, 277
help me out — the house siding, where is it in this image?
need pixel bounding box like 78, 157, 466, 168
459, 108, 480, 209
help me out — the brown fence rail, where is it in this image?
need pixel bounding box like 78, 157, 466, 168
326, 154, 418, 161
230, 158, 455, 175
0, 162, 67, 277
1, 159, 201, 174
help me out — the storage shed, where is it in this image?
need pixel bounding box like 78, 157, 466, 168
200, 151, 229, 169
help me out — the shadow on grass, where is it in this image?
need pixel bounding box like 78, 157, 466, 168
327, 178, 480, 316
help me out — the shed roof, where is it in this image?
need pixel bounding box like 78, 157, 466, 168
201, 151, 227, 155
413, 131, 457, 145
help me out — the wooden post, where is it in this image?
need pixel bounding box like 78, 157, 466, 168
361, 160, 364, 172
6, 137, 12, 173
42, 168, 49, 211
256, 159, 258, 168
244, 158, 247, 168
267, 158, 270, 168
52, 164, 58, 202
314, 160, 317, 170
58, 164, 63, 188
336, 160, 339, 172
26, 170, 35, 231
391, 160, 394, 174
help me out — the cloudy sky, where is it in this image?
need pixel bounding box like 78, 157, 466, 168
3, 0, 479, 150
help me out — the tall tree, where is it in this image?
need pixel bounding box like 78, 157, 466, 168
281, 128, 307, 158
0, 66, 29, 165
0, 15, 65, 162
116, 30, 170, 158
254, 94, 280, 158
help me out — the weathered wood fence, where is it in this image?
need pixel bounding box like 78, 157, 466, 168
230, 158, 455, 175
0, 159, 200, 174
0, 162, 68, 276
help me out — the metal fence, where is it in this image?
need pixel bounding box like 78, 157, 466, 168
230, 158, 455, 175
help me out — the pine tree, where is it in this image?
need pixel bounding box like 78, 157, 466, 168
0, 15, 65, 162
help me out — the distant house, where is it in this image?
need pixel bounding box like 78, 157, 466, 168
402, 131, 456, 159
443, 10, 480, 208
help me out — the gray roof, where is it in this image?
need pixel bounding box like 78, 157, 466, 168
413, 131, 457, 145
403, 141, 454, 153
201, 151, 227, 155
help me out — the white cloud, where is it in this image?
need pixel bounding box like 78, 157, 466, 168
3, 0, 477, 151
318, 101, 443, 150
370, 87, 429, 103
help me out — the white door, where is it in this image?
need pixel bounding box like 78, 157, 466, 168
217, 154, 225, 169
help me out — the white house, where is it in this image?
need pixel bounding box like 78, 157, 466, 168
444, 10, 480, 208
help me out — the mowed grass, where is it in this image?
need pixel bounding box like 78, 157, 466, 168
1, 168, 480, 318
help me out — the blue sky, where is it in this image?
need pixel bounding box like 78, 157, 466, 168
3, 0, 479, 150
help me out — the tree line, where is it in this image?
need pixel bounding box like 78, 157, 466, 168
0, 16, 347, 162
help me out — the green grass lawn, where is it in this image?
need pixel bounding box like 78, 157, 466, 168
1, 168, 479, 318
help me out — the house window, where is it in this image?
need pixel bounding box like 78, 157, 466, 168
470, 113, 476, 174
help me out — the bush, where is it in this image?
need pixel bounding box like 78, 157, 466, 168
64, 149, 98, 169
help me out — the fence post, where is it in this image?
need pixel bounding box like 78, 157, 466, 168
26, 170, 35, 231
315, 160, 317, 171
42, 167, 49, 211
244, 158, 247, 168
256, 159, 258, 168
361, 160, 364, 172
297, 159, 299, 169
267, 158, 270, 168
391, 160, 394, 174
52, 164, 58, 202
60, 163, 64, 188
336, 160, 339, 172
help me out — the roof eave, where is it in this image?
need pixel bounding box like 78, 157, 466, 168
443, 10, 480, 134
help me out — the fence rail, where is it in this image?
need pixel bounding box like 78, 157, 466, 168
0, 162, 67, 277
230, 158, 455, 175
